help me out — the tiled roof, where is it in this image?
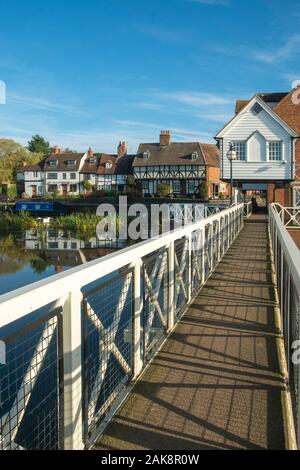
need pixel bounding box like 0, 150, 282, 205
134, 142, 207, 167
199, 143, 219, 167
44, 152, 85, 172
81, 153, 134, 175
17, 161, 45, 173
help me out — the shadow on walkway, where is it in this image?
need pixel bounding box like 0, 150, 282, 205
95, 215, 285, 450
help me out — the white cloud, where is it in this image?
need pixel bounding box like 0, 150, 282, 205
9, 93, 81, 114
155, 90, 232, 107
251, 35, 300, 64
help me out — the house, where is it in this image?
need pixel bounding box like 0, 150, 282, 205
133, 130, 225, 198
17, 142, 134, 197
215, 89, 300, 206
17, 148, 86, 197
80, 142, 134, 192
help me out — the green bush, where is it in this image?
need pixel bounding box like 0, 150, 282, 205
198, 181, 208, 200
156, 183, 171, 198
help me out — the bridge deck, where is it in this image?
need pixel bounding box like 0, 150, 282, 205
95, 215, 286, 450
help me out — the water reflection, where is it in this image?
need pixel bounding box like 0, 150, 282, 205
0, 229, 127, 294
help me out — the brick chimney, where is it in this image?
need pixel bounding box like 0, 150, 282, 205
160, 130, 171, 146
117, 141, 127, 158
53, 146, 61, 155
88, 147, 94, 157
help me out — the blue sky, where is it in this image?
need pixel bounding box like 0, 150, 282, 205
0, 0, 299, 153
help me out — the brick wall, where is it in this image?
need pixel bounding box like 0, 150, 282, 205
206, 165, 229, 198
273, 90, 300, 182
267, 183, 292, 206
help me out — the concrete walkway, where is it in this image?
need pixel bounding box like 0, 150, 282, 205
95, 215, 286, 450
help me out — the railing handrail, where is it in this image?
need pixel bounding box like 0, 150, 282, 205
269, 203, 300, 294
0, 204, 244, 328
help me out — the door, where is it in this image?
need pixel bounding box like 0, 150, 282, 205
31, 185, 37, 197
61, 184, 68, 196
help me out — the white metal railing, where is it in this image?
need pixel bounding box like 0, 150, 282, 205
243, 201, 253, 218
269, 203, 300, 446
273, 204, 300, 228
0, 203, 244, 450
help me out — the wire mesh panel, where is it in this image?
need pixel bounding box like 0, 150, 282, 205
83, 269, 133, 440
0, 309, 63, 450
204, 223, 213, 277
142, 248, 168, 361
191, 229, 204, 295
290, 278, 300, 435
174, 237, 189, 318
211, 220, 220, 269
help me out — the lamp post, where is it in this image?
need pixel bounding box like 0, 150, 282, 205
227, 148, 237, 205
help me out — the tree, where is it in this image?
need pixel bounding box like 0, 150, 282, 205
156, 182, 171, 198
27, 134, 50, 157
0, 139, 42, 183
198, 181, 208, 200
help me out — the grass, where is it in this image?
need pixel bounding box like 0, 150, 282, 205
0, 211, 122, 237
0, 211, 44, 233
51, 213, 102, 234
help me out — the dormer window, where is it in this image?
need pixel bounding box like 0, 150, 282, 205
89, 157, 95, 163
49, 160, 58, 167
191, 152, 199, 161
67, 160, 76, 167
105, 161, 112, 169
143, 151, 150, 161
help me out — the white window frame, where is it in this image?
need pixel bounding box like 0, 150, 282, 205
231, 141, 247, 161
268, 141, 283, 162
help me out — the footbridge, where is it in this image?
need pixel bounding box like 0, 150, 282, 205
0, 203, 299, 450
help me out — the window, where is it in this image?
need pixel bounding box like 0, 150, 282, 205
143, 151, 150, 161
105, 162, 112, 169
187, 180, 196, 194
48, 242, 58, 249
67, 160, 76, 166
70, 173, 76, 179
172, 180, 181, 193
49, 160, 58, 167
70, 184, 77, 192
191, 152, 199, 160
48, 184, 58, 192
268, 142, 282, 161
33, 172, 38, 178
63, 173, 67, 179
142, 181, 149, 191
231, 142, 246, 161
48, 173, 58, 179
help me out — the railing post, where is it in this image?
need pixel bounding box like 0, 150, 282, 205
201, 227, 206, 285
187, 234, 192, 303
168, 241, 175, 332
133, 260, 143, 379
218, 220, 221, 262
62, 290, 84, 450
